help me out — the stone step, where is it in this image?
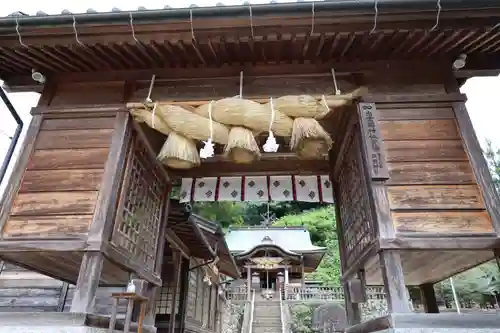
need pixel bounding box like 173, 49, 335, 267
252, 328, 282, 333
253, 322, 282, 327
254, 319, 281, 324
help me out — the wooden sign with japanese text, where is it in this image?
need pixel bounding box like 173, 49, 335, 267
358, 102, 390, 180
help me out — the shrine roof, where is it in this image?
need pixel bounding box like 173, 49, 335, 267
225, 226, 326, 254
2, 0, 500, 91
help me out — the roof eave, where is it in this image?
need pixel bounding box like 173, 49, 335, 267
1, 0, 500, 29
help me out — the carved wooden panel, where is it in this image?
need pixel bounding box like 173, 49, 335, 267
336, 128, 375, 268
111, 129, 169, 273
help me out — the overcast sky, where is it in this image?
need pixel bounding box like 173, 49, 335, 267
0, 1, 499, 192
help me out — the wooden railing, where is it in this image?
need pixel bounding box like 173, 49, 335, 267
285, 286, 345, 301
226, 285, 387, 303
227, 286, 248, 301
284, 285, 386, 302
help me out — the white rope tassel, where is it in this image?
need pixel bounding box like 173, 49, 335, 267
151, 103, 158, 129
200, 101, 215, 159
146, 74, 157, 128
331, 68, 341, 95
239, 71, 244, 99
263, 97, 279, 153
321, 95, 330, 113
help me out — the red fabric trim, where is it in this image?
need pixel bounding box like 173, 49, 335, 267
317, 175, 324, 203
266, 176, 271, 202
241, 176, 246, 201
214, 177, 221, 201
190, 177, 197, 202
291, 175, 297, 201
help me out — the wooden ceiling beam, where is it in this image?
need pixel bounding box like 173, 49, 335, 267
7, 60, 444, 85
1, 9, 500, 48
170, 154, 330, 179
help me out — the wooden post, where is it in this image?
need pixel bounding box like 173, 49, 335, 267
419, 283, 439, 313
379, 251, 411, 313
87, 112, 131, 248
284, 266, 289, 299
342, 281, 361, 326
178, 258, 190, 333
70, 252, 104, 313
247, 266, 251, 301
168, 250, 182, 333
143, 285, 158, 327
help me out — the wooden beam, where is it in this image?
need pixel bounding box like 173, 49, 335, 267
380, 236, 500, 250
166, 229, 190, 259
57, 282, 70, 312
419, 283, 439, 314
155, 196, 170, 276
379, 251, 411, 313
70, 252, 104, 313
452, 102, 500, 235
87, 111, 131, 248
9, 60, 445, 86
0, 115, 43, 237
173, 154, 329, 178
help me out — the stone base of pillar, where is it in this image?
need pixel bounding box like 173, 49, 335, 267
0, 312, 157, 333
345, 313, 500, 333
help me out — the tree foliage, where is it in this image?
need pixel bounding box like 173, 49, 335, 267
274, 207, 341, 285
485, 139, 500, 192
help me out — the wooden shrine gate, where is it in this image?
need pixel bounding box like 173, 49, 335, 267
0, 1, 500, 333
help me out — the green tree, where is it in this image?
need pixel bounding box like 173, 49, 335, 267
274, 206, 341, 285
484, 139, 500, 192
191, 202, 246, 228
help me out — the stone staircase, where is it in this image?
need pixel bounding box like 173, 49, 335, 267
252, 300, 282, 333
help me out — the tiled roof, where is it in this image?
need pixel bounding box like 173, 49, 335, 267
5, 1, 303, 18
225, 227, 326, 253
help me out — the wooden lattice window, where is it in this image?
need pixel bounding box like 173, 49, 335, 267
112, 130, 168, 272
337, 129, 375, 267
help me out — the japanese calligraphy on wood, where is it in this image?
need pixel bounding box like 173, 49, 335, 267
358, 103, 390, 180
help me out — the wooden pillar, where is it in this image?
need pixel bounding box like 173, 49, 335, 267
284, 267, 289, 299
419, 283, 439, 313
87, 112, 131, 248
379, 251, 411, 313
451, 101, 500, 235
143, 285, 159, 326
247, 266, 251, 301
178, 258, 190, 333
70, 252, 104, 313
168, 250, 182, 333
342, 281, 361, 326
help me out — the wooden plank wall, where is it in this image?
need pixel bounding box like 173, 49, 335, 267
2, 116, 116, 238
379, 101, 494, 234
0, 262, 63, 312
0, 261, 128, 316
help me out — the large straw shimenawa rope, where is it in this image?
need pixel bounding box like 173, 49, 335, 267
195, 97, 294, 137
291, 118, 333, 159
224, 126, 261, 164
127, 87, 365, 166
158, 132, 201, 169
